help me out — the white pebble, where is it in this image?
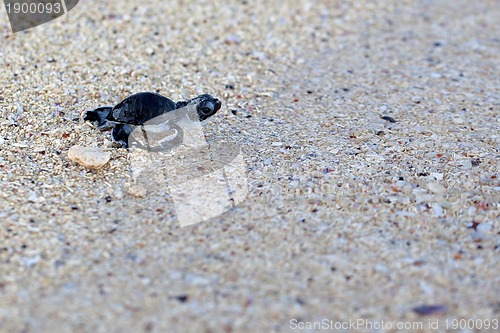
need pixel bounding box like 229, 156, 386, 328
439, 200, 452, 209
28, 191, 41, 203
116, 38, 125, 47
127, 185, 147, 198
419, 280, 434, 296
114, 189, 124, 200
431, 172, 443, 181
476, 222, 492, 233
33, 146, 46, 153
21, 255, 41, 267
432, 203, 444, 217
402, 183, 413, 194
67, 145, 111, 170
415, 194, 434, 203
460, 159, 472, 170
225, 34, 241, 44
401, 196, 411, 204
427, 182, 446, 194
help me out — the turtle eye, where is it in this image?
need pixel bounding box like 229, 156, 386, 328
198, 102, 215, 118
199, 101, 215, 115
199, 107, 211, 116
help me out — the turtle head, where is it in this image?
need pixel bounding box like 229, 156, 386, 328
188, 94, 222, 121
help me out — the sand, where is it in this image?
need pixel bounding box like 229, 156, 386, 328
0, 0, 498, 332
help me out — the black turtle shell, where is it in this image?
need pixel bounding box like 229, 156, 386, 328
111, 92, 177, 125
83, 92, 221, 150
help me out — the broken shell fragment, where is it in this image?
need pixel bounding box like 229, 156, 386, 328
68, 145, 111, 170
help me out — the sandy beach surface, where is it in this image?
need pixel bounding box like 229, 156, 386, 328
0, 0, 499, 332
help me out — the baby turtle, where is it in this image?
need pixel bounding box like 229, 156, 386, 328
82, 92, 221, 150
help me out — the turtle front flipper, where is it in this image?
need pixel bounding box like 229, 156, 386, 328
111, 124, 134, 148
82, 106, 114, 131
126, 123, 184, 152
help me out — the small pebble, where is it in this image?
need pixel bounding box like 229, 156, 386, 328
28, 191, 40, 203
439, 200, 452, 209
67, 145, 111, 170
381, 115, 397, 123
402, 183, 413, 195
413, 304, 448, 316
427, 182, 446, 194
411, 96, 422, 103
431, 172, 443, 181
175, 295, 189, 303
467, 221, 480, 230
467, 206, 477, 216
432, 203, 444, 217
127, 185, 147, 198
33, 146, 46, 154
460, 159, 472, 170
225, 34, 241, 44
476, 222, 492, 233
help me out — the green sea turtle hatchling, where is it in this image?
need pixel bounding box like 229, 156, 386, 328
82, 92, 221, 150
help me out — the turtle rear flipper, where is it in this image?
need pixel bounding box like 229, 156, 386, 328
82, 107, 114, 130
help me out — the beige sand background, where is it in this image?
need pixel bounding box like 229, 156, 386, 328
0, 0, 499, 332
